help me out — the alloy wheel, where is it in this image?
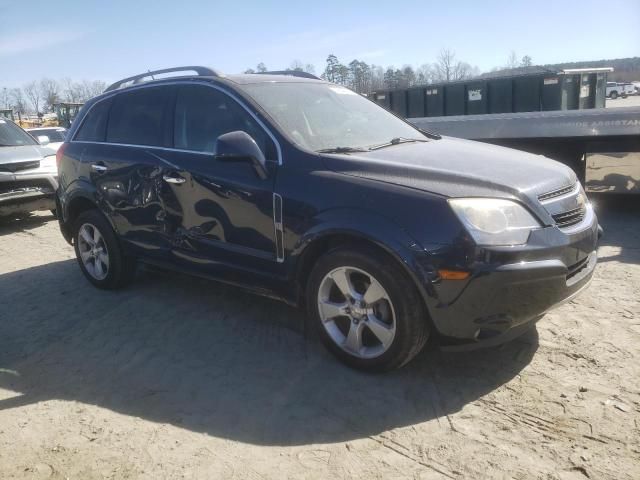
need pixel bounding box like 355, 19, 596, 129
317, 266, 396, 359
77, 223, 110, 280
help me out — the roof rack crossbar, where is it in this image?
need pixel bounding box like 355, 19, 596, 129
105, 66, 222, 92
259, 70, 322, 80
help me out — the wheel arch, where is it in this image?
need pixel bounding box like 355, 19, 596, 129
60, 183, 118, 243
290, 208, 432, 311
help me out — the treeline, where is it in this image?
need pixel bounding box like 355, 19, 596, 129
245, 49, 483, 94
0, 78, 106, 115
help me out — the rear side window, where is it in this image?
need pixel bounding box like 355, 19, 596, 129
107, 87, 168, 147
174, 85, 275, 159
75, 99, 112, 142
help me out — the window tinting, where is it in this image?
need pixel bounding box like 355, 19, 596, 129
174, 85, 275, 159
75, 99, 111, 142
107, 88, 167, 146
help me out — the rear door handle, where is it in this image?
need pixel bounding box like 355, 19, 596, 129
163, 174, 186, 184
91, 163, 108, 172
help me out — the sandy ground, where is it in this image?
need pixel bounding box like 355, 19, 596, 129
0, 196, 638, 480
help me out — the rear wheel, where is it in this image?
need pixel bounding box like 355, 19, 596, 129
73, 210, 136, 289
610, 91, 618, 100
307, 247, 430, 371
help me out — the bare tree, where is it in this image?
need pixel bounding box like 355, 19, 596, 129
454, 62, 479, 80
435, 49, 457, 82
416, 64, 434, 85
10, 88, 28, 115
289, 59, 304, 72
434, 49, 478, 82
23, 81, 41, 114
521, 55, 533, 67
256, 62, 267, 73
1, 87, 9, 109
506, 51, 519, 69
61, 78, 81, 103
40, 78, 60, 112
304, 63, 316, 74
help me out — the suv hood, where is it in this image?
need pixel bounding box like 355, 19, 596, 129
320, 137, 576, 211
0, 144, 54, 166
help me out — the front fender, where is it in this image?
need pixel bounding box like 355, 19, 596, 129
290, 207, 438, 303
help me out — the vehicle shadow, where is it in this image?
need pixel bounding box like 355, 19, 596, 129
0, 212, 57, 237
0, 259, 538, 446
592, 193, 640, 265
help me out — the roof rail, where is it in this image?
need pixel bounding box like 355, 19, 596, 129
259, 70, 322, 80
105, 66, 222, 92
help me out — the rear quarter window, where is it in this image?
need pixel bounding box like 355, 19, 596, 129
75, 99, 112, 142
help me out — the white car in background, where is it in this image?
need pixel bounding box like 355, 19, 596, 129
606, 82, 635, 99
25, 127, 68, 152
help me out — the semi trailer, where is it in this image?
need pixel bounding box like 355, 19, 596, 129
410, 106, 640, 194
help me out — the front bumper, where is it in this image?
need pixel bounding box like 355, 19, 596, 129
0, 171, 58, 216
424, 214, 599, 349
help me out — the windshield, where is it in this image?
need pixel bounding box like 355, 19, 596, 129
241, 83, 426, 152
0, 119, 38, 147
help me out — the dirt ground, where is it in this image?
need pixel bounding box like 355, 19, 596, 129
606, 94, 640, 109
0, 196, 638, 480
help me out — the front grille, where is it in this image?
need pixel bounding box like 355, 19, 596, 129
538, 182, 588, 231
0, 160, 40, 172
567, 256, 590, 280
552, 206, 586, 228
538, 184, 574, 202
0, 179, 53, 196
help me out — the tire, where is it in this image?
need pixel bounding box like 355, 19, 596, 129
72, 209, 136, 289
50, 209, 57, 218
610, 91, 618, 100
306, 247, 430, 372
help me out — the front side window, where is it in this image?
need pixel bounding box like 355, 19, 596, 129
174, 85, 275, 159
107, 87, 168, 147
240, 83, 426, 152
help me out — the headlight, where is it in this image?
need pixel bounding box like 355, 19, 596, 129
448, 198, 541, 246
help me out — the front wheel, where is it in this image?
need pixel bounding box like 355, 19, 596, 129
610, 91, 618, 100
306, 247, 430, 372
73, 210, 136, 289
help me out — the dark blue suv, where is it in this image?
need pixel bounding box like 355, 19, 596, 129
56, 67, 599, 371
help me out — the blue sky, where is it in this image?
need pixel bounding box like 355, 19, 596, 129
1, 0, 638, 87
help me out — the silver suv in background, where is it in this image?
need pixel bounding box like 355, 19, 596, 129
0, 119, 58, 217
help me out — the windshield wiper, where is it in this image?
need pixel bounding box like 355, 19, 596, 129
316, 146, 368, 154
367, 137, 429, 151
418, 128, 442, 140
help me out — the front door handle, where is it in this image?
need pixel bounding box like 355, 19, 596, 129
163, 174, 186, 184
91, 163, 108, 172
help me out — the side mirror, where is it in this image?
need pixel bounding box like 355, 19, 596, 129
215, 131, 268, 180
37, 135, 50, 146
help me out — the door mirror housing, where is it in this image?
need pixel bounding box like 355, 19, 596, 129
37, 135, 50, 145
215, 131, 268, 179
